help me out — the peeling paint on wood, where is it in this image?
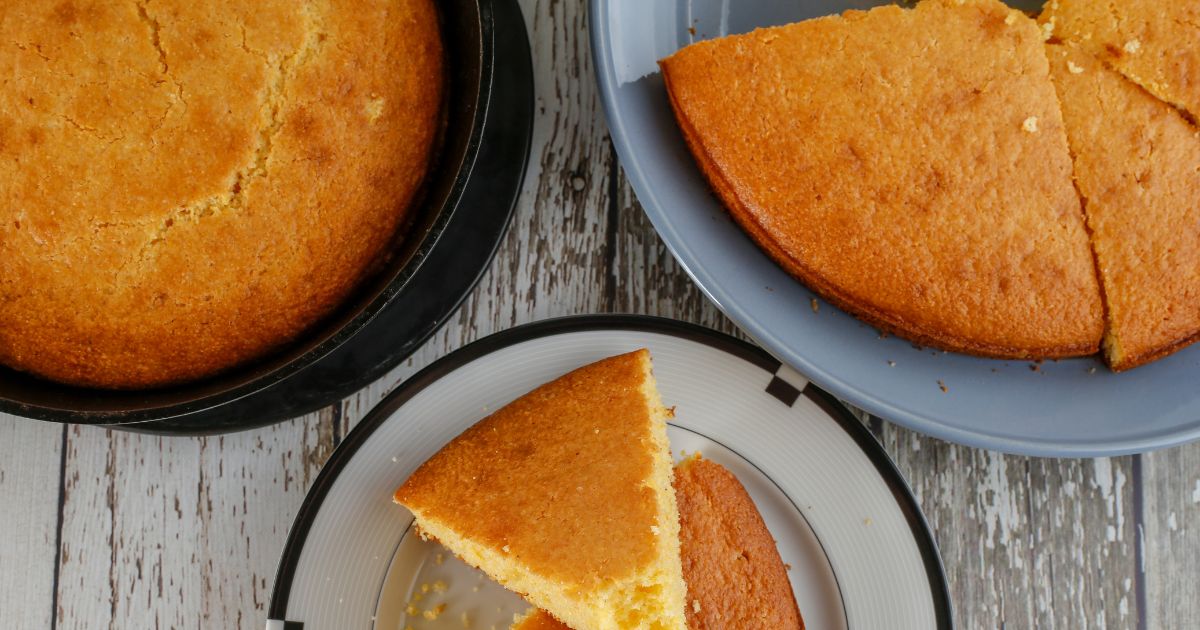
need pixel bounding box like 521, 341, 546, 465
0, 1, 1196, 628
0, 418, 61, 630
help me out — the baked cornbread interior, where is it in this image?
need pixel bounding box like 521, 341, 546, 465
1047, 44, 1200, 370
0, 0, 444, 388
659, 0, 1104, 359
511, 456, 803, 630
511, 608, 572, 630
394, 350, 688, 630
1041, 0, 1200, 123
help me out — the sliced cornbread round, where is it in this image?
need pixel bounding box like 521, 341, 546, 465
1047, 44, 1200, 370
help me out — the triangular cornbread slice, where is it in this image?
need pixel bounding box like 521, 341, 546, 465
659, 0, 1103, 358
512, 456, 804, 630
394, 350, 687, 630
1041, 0, 1200, 123
1047, 44, 1200, 370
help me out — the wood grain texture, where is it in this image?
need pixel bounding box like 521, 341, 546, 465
1142, 442, 1200, 628
0, 416, 62, 630
0, 1, 1196, 629
52, 416, 333, 629
878, 426, 1140, 630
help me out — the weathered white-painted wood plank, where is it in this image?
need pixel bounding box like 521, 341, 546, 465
54, 413, 333, 629
0, 415, 62, 630
611, 174, 739, 336
1142, 442, 1200, 628
341, 0, 617, 436
880, 427, 1139, 630
1, 0, 1194, 628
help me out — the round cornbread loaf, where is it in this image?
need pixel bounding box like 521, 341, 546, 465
0, 0, 444, 388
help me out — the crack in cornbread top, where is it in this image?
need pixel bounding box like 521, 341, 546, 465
1047, 44, 1200, 370
0, 0, 444, 387
1041, 0, 1200, 124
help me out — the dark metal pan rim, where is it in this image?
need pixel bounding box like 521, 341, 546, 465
0, 0, 497, 423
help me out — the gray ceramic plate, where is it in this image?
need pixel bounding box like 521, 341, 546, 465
590, 0, 1200, 456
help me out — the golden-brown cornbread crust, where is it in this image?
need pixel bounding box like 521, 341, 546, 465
659, 0, 1103, 359
1041, 0, 1200, 124
511, 456, 803, 630
1047, 44, 1200, 371
511, 608, 570, 630
673, 456, 803, 630
0, 0, 444, 388
395, 350, 687, 630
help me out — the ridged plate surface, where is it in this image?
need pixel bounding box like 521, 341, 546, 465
267, 318, 950, 630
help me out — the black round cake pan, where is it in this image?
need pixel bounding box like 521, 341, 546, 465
0, 0, 535, 433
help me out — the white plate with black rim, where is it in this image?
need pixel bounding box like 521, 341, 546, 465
266, 315, 952, 630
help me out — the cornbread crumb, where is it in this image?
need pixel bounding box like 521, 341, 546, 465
420, 583, 431, 594
810, 298, 820, 313
461, 611, 471, 628
1023, 116, 1039, 133
433, 580, 448, 593
366, 95, 387, 121
423, 603, 447, 620
406, 604, 419, 616
937, 380, 948, 393
435, 553, 445, 565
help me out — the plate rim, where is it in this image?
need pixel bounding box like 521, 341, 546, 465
266, 314, 953, 629
587, 0, 1200, 457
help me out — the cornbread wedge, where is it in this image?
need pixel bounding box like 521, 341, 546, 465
1047, 44, 1200, 370
512, 456, 804, 630
1041, 0, 1200, 123
394, 350, 688, 630
660, 0, 1103, 359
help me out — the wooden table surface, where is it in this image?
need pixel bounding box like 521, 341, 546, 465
2, 2, 1198, 628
